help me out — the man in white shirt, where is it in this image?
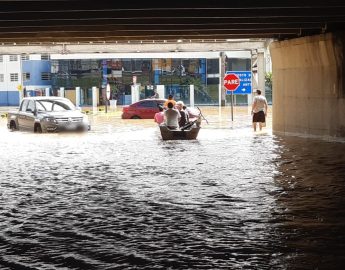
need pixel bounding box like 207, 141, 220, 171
164, 102, 181, 129
251, 89, 268, 131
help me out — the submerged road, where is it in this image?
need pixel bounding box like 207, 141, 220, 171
0, 106, 344, 269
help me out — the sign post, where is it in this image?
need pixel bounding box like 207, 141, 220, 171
224, 71, 252, 121
224, 73, 240, 92
106, 83, 111, 113
224, 73, 240, 121
225, 71, 252, 95
17, 84, 23, 102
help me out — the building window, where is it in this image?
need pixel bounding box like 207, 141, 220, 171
10, 73, 19, 81
41, 54, 50, 60
41, 72, 51, 80
0, 74, 4, 82
0, 55, 3, 62
21, 54, 30, 61
22, 72, 31, 81
207, 59, 219, 74
9, 55, 18, 62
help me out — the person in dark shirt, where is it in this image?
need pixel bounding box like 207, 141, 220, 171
182, 105, 190, 123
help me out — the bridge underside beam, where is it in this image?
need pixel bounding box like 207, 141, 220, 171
0, 1, 345, 43
0, 41, 268, 55
270, 32, 345, 138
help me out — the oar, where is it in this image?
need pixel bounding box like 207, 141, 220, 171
197, 106, 209, 124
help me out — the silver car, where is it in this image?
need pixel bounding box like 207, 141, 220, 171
7, 97, 90, 133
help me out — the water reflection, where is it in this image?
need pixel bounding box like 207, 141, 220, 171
0, 107, 344, 269
271, 136, 345, 270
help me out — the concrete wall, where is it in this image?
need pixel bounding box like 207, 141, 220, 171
270, 32, 345, 138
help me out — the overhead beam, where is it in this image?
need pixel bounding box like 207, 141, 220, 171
0, 1, 344, 42
0, 40, 268, 55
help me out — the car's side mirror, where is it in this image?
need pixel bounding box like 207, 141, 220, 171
26, 108, 33, 113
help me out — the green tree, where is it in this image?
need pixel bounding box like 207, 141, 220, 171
265, 72, 272, 88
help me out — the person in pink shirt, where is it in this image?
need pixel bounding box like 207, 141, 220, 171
154, 105, 164, 124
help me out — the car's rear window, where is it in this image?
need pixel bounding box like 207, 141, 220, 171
139, 101, 156, 108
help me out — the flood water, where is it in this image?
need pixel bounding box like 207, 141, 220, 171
0, 106, 345, 270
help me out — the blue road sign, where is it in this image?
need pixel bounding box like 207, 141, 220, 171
225, 71, 252, 95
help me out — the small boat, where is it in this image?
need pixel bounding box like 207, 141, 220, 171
159, 124, 201, 140
159, 110, 204, 140
159, 107, 207, 140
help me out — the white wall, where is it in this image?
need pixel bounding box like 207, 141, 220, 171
29, 54, 42, 60
0, 55, 22, 92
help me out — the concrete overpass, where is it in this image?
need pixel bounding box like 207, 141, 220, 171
1, 0, 345, 138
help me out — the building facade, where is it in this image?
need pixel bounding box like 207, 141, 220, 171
0, 53, 52, 106
0, 55, 22, 106
22, 53, 52, 97
51, 57, 218, 106
0, 51, 270, 106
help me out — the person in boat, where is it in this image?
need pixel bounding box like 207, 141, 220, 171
163, 94, 176, 108
154, 105, 164, 125
176, 101, 189, 128
163, 102, 181, 129
182, 105, 190, 122
184, 106, 199, 120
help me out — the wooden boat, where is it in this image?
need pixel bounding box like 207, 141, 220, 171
159, 114, 202, 140
159, 107, 207, 140
159, 124, 201, 140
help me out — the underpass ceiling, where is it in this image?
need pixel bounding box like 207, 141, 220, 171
0, 0, 345, 44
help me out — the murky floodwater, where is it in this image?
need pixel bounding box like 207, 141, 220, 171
0, 107, 345, 270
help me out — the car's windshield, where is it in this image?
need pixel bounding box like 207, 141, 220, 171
36, 99, 76, 112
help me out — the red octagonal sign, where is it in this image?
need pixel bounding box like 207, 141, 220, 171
224, 73, 240, 91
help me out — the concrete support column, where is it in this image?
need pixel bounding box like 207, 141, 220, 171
59, 87, 65, 97
75, 86, 80, 107
219, 52, 226, 106
270, 32, 345, 138
257, 49, 266, 96
156, 85, 165, 99
92, 86, 98, 112
189, 85, 195, 107
131, 84, 140, 104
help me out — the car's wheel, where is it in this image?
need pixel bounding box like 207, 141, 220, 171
35, 124, 42, 133
131, 115, 141, 119
10, 121, 17, 131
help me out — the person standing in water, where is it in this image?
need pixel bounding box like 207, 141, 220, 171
251, 89, 268, 131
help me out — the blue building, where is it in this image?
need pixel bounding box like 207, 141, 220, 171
0, 53, 52, 106
21, 54, 52, 97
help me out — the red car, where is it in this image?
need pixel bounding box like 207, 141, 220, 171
121, 99, 166, 119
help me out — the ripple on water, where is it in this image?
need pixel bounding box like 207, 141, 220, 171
0, 122, 345, 269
